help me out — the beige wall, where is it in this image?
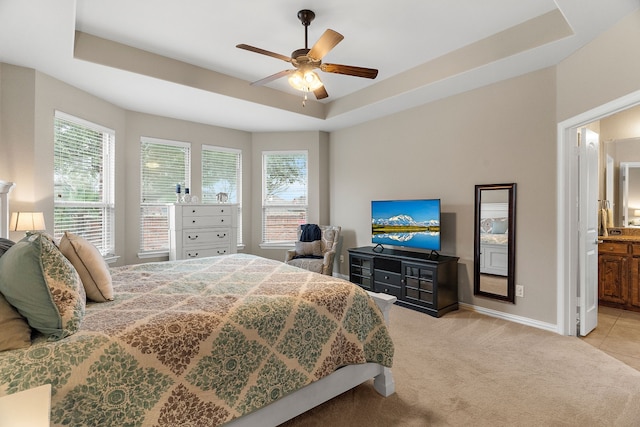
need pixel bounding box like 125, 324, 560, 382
557, 10, 640, 122
1, 64, 126, 247
250, 131, 330, 261
331, 67, 558, 322
122, 112, 251, 265
2, 7, 640, 328
0, 64, 253, 266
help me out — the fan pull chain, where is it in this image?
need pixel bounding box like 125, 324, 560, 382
302, 91, 308, 107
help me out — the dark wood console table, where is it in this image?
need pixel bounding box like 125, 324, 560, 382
348, 246, 459, 317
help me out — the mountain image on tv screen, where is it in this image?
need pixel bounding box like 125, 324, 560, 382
371, 199, 441, 250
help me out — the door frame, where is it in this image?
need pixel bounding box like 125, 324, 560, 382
558, 89, 640, 335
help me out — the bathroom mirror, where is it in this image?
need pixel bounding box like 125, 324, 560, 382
474, 183, 516, 303
620, 161, 640, 227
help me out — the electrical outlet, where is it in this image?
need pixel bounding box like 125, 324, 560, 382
340, 255, 344, 263
515, 284, 524, 297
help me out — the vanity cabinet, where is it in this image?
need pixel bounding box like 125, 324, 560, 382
348, 246, 459, 317
598, 242, 629, 305
598, 240, 640, 311
169, 204, 238, 261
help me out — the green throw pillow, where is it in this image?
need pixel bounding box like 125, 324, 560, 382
0, 233, 85, 340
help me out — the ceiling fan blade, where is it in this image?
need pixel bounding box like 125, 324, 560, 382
313, 85, 329, 100
250, 69, 294, 86
320, 63, 378, 79
308, 29, 344, 60
236, 44, 292, 63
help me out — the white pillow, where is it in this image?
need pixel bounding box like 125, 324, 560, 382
59, 231, 113, 302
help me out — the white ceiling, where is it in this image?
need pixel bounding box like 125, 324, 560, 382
0, 0, 638, 132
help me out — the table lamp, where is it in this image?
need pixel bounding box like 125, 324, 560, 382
9, 212, 46, 235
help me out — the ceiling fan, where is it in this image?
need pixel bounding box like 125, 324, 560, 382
236, 9, 378, 103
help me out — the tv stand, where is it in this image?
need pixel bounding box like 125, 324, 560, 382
348, 246, 459, 317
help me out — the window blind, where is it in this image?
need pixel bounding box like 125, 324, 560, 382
54, 111, 115, 256
202, 145, 242, 245
140, 137, 190, 253
262, 151, 308, 243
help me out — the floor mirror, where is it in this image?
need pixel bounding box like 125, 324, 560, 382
474, 183, 516, 303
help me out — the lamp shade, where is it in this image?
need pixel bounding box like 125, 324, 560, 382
635, 210, 640, 217
9, 212, 46, 232
288, 69, 323, 92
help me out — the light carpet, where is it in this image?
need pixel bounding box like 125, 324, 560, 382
282, 306, 640, 426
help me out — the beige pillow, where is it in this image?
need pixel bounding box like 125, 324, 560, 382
59, 231, 113, 302
0, 293, 31, 351
295, 240, 323, 257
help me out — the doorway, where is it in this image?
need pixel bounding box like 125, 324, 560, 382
558, 89, 640, 336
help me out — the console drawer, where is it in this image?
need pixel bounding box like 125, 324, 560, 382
374, 270, 402, 286
374, 282, 401, 298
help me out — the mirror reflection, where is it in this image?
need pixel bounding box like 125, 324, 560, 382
620, 161, 640, 227
474, 183, 516, 303
603, 138, 640, 229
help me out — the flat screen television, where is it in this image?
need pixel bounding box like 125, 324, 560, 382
371, 199, 441, 252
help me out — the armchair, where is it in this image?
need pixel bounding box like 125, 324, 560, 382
285, 225, 341, 275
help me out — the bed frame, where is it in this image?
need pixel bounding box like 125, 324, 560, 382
227, 291, 396, 426
0, 179, 396, 426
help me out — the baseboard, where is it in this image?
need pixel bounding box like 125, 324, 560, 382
459, 302, 558, 333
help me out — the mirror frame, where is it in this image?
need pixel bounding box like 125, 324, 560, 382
473, 183, 517, 303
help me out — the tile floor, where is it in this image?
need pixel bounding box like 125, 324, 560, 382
580, 305, 640, 371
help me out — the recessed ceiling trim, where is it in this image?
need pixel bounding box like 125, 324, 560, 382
327, 9, 573, 119
73, 31, 326, 120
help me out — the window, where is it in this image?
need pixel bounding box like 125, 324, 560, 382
262, 151, 308, 244
140, 137, 190, 255
54, 111, 115, 256
202, 145, 242, 245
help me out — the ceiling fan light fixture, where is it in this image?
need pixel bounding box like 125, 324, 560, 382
288, 69, 323, 92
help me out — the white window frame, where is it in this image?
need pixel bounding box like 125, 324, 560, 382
139, 137, 191, 257
202, 145, 243, 247
260, 150, 308, 248
53, 111, 115, 259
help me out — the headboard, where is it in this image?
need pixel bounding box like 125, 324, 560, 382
0, 180, 16, 239
480, 202, 508, 219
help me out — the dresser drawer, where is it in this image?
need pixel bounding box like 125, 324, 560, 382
183, 215, 231, 228
182, 228, 230, 247
183, 246, 231, 259
599, 242, 629, 255
182, 205, 233, 217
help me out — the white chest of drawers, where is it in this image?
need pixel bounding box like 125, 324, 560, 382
169, 204, 238, 261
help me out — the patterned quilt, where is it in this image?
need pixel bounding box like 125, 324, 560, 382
0, 254, 394, 426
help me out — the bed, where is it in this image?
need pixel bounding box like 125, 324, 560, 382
0, 182, 395, 426
479, 202, 509, 276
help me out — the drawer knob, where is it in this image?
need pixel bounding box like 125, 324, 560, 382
221, 219, 224, 223
188, 235, 198, 240
384, 275, 389, 280
217, 233, 226, 238
192, 220, 196, 223
192, 209, 196, 213
217, 250, 227, 254
384, 288, 389, 293
188, 253, 198, 258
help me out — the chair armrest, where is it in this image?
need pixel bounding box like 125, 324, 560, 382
284, 249, 297, 262
323, 249, 336, 265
